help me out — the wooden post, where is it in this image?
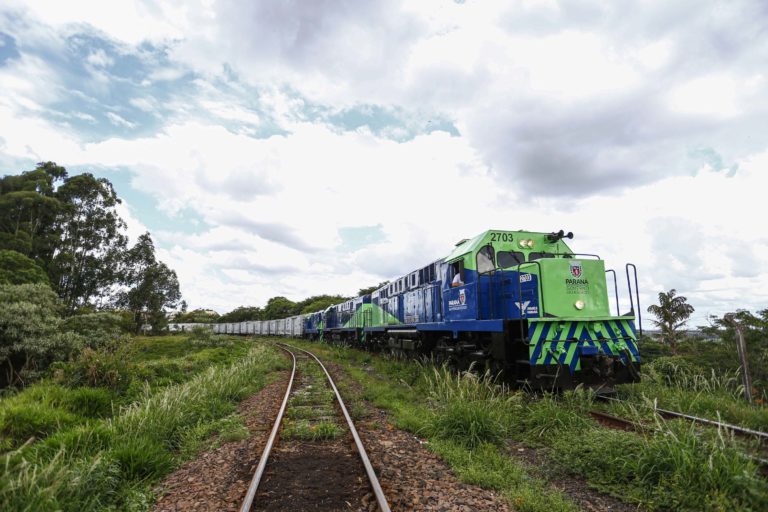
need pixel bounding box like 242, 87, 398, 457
725, 314, 753, 404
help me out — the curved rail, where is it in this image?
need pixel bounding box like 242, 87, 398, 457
279, 342, 391, 512
240, 345, 297, 512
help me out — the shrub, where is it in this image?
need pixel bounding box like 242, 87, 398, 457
55, 348, 133, 392
60, 313, 129, 353
0, 284, 83, 386
187, 325, 232, 347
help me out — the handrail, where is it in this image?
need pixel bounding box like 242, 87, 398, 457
605, 269, 619, 316
625, 263, 642, 336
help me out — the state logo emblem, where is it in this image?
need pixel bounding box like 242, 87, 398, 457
569, 261, 583, 278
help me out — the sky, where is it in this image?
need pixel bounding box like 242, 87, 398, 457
1, 0, 767, 328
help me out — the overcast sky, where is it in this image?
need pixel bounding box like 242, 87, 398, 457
1, 0, 767, 328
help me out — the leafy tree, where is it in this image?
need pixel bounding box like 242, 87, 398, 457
116, 233, 181, 334
647, 289, 695, 352
263, 296, 297, 320
50, 173, 127, 312
0, 162, 66, 260
0, 249, 49, 285
217, 306, 263, 323
296, 294, 348, 314
0, 283, 82, 387
175, 308, 221, 323
357, 281, 389, 296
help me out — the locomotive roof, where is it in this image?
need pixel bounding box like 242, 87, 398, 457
442, 229, 569, 262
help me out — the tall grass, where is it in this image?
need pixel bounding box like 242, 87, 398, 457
0, 345, 286, 511
617, 358, 768, 430
422, 365, 520, 449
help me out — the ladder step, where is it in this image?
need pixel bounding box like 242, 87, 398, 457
515, 359, 531, 365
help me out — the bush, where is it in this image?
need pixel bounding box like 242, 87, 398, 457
55, 348, 133, 392
60, 313, 129, 353
0, 284, 83, 386
187, 325, 232, 347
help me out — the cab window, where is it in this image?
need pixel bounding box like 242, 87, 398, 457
497, 251, 525, 268
476, 245, 496, 274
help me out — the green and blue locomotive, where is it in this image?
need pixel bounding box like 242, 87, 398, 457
305, 229, 641, 391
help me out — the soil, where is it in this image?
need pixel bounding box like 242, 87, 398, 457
252, 438, 373, 511
153, 373, 290, 512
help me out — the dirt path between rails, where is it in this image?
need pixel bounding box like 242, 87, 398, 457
154, 372, 290, 512
252, 357, 373, 511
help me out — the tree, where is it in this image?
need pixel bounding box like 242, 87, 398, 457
0, 283, 82, 387
358, 281, 389, 297
116, 233, 181, 334
296, 294, 348, 314
263, 296, 297, 320
1, 163, 129, 311
174, 308, 221, 323
0, 249, 49, 285
217, 306, 263, 323
50, 173, 127, 312
646, 289, 695, 352
0, 162, 66, 260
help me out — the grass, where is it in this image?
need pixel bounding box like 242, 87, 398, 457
282, 420, 343, 440
0, 342, 289, 511
613, 357, 768, 430
0, 335, 253, 452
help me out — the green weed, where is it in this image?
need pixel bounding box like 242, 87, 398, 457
282, 419, 343, 440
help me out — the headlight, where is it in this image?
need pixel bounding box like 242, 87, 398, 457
519, 240, 527, 248
574, 300, 585, 310
527, 240, 535, 248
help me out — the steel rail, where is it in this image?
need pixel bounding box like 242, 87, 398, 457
279, 342, 391, 512
598, 395, 768, 442
239, 345, 297, 512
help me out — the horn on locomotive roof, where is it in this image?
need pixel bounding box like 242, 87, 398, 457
546, 230, 574, 242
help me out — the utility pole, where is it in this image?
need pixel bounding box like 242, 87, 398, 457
725, 314, 753, 404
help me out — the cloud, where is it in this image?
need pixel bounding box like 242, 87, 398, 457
105, 111, 137, 129
1, 1, 768, 324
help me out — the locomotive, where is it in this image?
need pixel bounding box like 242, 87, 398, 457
211, 229, 642, 391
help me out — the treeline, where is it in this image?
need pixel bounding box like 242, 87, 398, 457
177, 282, 390, 324
0, 162, 182, 387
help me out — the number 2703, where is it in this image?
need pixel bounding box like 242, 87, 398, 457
490, 232, 513, 242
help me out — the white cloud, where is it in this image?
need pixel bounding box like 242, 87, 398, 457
105, 112, 137, 129
1, 0, 768, 324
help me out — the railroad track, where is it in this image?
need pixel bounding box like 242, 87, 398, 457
240, 342, 390, 512
589, 398, 768, 475
596, 395, 768, 444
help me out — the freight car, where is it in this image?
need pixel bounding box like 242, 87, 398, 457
214, 229, 642, 392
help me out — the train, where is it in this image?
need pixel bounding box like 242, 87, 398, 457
187, 229, 642, 391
